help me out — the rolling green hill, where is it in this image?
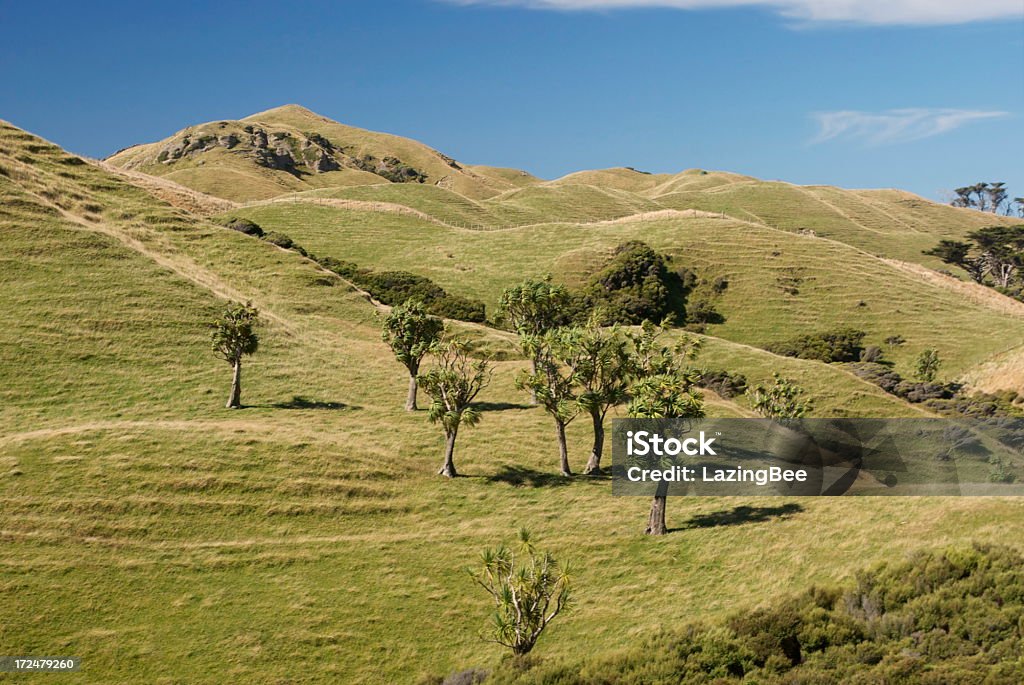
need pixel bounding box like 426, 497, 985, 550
108, 106, 1018, 270
4, 116, 1024, 684
230, 201, 1024, 385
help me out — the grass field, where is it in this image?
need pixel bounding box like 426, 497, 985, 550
228, 201, 1024, 382
4, 116, 1024, 683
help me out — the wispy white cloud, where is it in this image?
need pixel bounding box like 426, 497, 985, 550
445, 0, 1023, 26
809, 109, 1009, 145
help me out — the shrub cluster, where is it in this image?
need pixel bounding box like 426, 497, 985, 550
927, 391, 1024, 420
847, 361, 953, 401
486, 545, 1024, 684
579, 241, 723, 328
768, 328, 866, 363
263, 230, 308, 256
222, 217, 264, 237
317, 256, 487, 323
583, 241, 685, 325
845, 362, 1024, 419
214, 218, 486, 323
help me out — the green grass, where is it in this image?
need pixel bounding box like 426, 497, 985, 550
4, 119, 1024, 684
230, 202, 1024, 383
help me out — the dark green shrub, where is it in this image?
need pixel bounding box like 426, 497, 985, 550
768, 328, 866, 363
359, 270, 446, 306
263, 231, 295, 249
896, 381, 954, 403
585, 241, 686, 325
686, 297, 723, 324
223, 217, 264, 237
314, 256, 487, 323
485, 545, 1024, 685
428, 294, 486, 323
846, 361, 903, 394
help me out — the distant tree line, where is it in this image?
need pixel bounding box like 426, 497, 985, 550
949, 181, 1023, 217
925, 225, 1024, 298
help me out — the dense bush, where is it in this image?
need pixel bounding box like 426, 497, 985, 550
264, 231, 294, 249
222, 217, 264, 237
562, 244, 724, 328
846, 361, 903, 393
584, 241, 685, 325
897, 380, 954, 403
428, 294, 487, 323
684, 296, 723, 325
845, 362, 1024, 415
927, 391, 1024, 420
860, 345, 883, 363
315, 256, 487, 323
768, 328, 866, 363
262, 230, 307, 256
486, 545, 1024, 684
360, 270, 447, 305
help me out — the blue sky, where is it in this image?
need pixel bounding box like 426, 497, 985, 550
1, 0, 1021, 199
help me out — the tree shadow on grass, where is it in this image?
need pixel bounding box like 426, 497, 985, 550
472, 401, 535, 412
673, 503, 804, 531
266, 395, 360, 411
487, 465, 574, 488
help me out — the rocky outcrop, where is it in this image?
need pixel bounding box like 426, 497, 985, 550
141, 123, 424, 182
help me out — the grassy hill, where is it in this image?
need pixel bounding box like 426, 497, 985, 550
107, 105, 531, 202
3, 117, 1024, 684
229, 201, 1024, 385
107, 106, 1018, 268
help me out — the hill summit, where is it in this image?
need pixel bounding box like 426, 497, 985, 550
106, 104, 537, 201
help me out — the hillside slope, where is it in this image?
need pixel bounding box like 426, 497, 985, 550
106, 105, 529, 202
106, 105, 1018, 272
4, 120, 1024, 685
231, 200, 1024, 386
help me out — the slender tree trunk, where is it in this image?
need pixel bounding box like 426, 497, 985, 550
405, 372, 418, 411
583, 410, 605, 474
439, 427, 458, 478
226, 359, 242, 409
529, 355, 539, 405
555, 420, 572, 477
646, 494, 667, 535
